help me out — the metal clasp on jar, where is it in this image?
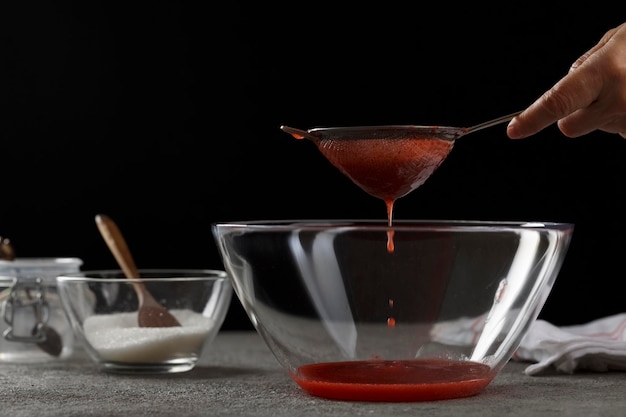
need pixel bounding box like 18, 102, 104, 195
2, 278, 50, 343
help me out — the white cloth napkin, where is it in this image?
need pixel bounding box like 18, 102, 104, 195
514, 313, 626, 375
429, 313, 626, 376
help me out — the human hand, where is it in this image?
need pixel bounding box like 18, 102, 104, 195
507, 22, 626, 140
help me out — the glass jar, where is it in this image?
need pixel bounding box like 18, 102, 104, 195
0, 257, 82, 362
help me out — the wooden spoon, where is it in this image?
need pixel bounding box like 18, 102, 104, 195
95, 214, 181, 327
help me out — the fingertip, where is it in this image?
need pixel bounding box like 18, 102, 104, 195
506, 118, 524, 139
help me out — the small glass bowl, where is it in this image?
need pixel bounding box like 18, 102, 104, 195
57, 269, 232, 374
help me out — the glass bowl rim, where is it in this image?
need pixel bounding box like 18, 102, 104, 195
57, 268, 228, 283
212, 219, 575, 232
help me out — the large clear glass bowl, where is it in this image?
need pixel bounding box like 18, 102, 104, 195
212, 220, 574, 402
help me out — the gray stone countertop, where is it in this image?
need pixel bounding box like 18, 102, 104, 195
1, 331, 625, 417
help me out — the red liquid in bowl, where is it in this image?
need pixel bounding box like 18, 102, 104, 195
293, 359, 495, 402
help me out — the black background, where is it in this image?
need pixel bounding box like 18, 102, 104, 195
5, 3, 626, 329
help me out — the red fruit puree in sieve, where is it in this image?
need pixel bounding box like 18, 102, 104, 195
315, 137, 453, 208
315, 137, 453, 251
286, 129, 454, 251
